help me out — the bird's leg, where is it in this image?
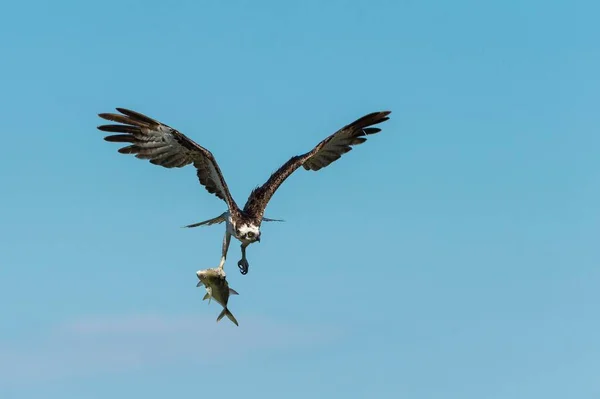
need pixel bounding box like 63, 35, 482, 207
218, 232, 231, 270
237, 243, 250, 275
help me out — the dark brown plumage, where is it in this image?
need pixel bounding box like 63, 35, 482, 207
98, 108, 240, 214
242, 111, 391, 220
97, 108, 390, 222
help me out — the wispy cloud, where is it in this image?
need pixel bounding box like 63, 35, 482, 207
0, 313, 339, 386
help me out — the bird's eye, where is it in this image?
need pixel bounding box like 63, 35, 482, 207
247, 232, 254, 238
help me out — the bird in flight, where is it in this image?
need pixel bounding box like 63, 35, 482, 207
97, 108, 391, 275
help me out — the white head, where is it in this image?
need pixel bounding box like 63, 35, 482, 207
236, 223, 261, 243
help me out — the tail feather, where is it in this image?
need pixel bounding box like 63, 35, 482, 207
217, 308, 239, 326
183, 212, 227, 228
263, 217, 285, 222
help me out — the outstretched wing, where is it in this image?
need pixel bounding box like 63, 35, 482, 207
97, 108, 239, 213
243, 111, 391, 220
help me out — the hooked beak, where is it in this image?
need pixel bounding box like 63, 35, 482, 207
256, 234, 261, 243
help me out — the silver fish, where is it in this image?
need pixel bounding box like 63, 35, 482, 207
196, 267, 239, 326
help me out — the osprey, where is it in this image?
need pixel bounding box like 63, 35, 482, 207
97, 108, 391, 275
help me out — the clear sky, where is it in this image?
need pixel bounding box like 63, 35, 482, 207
1, 0, 598, 398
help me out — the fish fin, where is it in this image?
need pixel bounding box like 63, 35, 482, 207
182, 212, 228, 228
217, 308, 239, 326
202, 292, 210, 301
229, 288, 239, 295
196, 281, 203, 287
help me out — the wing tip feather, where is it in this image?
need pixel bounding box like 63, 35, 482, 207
103, 134, 135, 143
98, 113, 116, 120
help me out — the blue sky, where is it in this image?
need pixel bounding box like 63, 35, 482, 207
1, 0, 599, 397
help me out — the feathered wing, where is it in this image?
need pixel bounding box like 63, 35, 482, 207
97, 108, 239, 214
243, 111, 391, 220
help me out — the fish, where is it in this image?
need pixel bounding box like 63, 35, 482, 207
196, 267, 239, 326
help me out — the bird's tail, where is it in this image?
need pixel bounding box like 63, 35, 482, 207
183, 212, 227, 228
217, 308, 239, 326
262, 217, 285, 222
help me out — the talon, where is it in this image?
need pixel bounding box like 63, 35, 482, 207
237, 259, 249, 275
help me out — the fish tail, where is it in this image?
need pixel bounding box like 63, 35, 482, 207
217, 308, 239, 326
